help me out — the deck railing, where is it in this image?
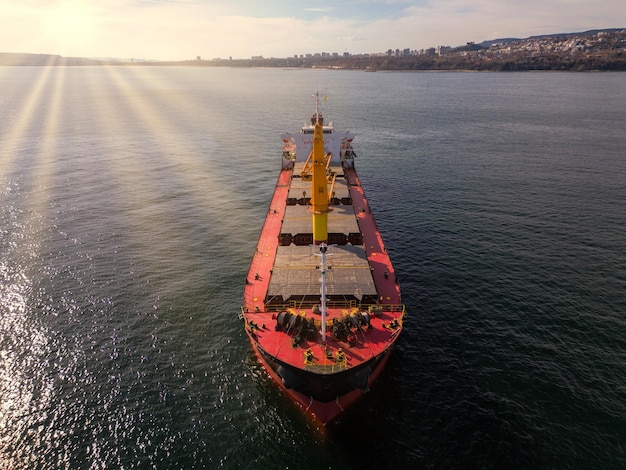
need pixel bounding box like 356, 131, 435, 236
257, 301, 406, 315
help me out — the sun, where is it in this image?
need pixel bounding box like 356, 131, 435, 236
45, 1, 98, 54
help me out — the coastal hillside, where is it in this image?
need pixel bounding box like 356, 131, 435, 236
2, 28, 624, 71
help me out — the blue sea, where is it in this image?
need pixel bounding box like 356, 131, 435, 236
1, 66, 625, 469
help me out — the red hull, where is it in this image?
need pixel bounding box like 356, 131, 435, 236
242, 106, 405, 424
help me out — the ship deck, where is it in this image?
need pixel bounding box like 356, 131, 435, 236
243, 159, 403, 376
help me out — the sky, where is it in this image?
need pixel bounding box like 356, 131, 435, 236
2, 0, 624, 61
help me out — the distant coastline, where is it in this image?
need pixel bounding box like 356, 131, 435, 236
2, 28, 625, 71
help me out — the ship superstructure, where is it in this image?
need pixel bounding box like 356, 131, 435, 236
242, 94, 405, 424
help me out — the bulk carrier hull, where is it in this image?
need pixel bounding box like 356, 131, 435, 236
242, 97, 405, 425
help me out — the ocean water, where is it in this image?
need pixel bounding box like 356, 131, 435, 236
1, 66, 625, 469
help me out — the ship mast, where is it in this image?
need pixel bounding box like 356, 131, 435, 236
311, 92, 330, 344
311, 92, 329, 245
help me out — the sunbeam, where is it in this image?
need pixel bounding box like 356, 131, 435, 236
34, 66, 66, 210
63, 66, 221, 282
0, 66, 57, 179
100, 66, 225, 202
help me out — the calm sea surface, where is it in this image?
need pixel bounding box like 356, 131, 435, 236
1, 67, 625, 469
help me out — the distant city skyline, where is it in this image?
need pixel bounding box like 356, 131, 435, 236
2, 1, 625, 61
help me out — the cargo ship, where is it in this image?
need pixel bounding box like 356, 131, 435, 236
242, 94, 405, 425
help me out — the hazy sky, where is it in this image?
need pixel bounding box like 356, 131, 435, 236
2, 1, 624, 60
